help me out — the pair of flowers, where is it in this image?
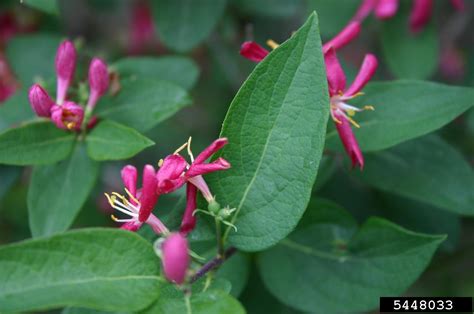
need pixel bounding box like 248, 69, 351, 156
240, 21, 377, 169
28, 40, 109, 131
106, 138, 230, 284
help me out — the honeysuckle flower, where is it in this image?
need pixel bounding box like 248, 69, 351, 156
161, 232, 190, 284
86, 58, 109, 112
28, 84, 55, 117
180, 183, 198, 235
128, 1, 157, 55
324, 48, 378, 169
240, 41, 269, 62
105, 165, 169, 234
55, 40, 76, 105
50, 101, 84, 131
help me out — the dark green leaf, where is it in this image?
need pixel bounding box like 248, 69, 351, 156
28, 144, 98, 237
0, 89, 35, 132
22, 0, 59, 15
86, 120, 154, 161
209, 13, 330, 251
96, 79, 191, 132
325, 80, 474, 151
0, 121, 75, 165
0, 229, 162, 312
258, 199, 445, 313
151, 0, 227, 52
113, 56, 199, 90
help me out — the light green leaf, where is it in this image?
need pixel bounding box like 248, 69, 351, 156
358, 135, 474, 215
22, 0, 59, 15
86, 120, 154, 161
325, 80, 474, 151
0, 229, 162, 312
151, 0, 227, 52
113, 56, 199, 90
96, 79, 191, 132
28, 144, 98, 237
0, 121, 76, 165
258, 199, 445, 313
208, 12, 329, 251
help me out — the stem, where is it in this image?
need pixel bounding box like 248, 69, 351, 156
190, 247, 237, 284
215, 218, 224, 257
184, 289, 192, 314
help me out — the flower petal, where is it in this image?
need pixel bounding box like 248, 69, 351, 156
240, 41, 269, 62
161, 233, 190, 285
50, 101, 84, 131
180, 183, 197, 236
333, 111, 364, 169
138, 164, 158, 222
322, 21, 361, 54
121, 165, 137, 197
194, 138, 228, 164
353, 0, 377, 22
324, 48, 346, 96
120, 221, 142, 232
375, 0, 399, 19
409, 0, 434, 33
156, 154, 188, 194
28, 84, 54, 117
344, 53, 378, 97
186, 157, 230, 177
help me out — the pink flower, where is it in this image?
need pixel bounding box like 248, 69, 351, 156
87, 58, 109, 112
50, 101, 84, 131
240, 41, 269, 62
409, 0, 434, 33
322, 22, 361, 54
105, 165, 168, 234
180, 183, 198, 235
128, 1, 157, 54
161, 232, 190, 284
55, 40, 76, 105
354, 0, 399, 21
324, 48, 378, 169
28, 84, 54, 117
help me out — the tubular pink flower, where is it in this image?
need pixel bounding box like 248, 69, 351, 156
50, 101, 84, 131
87, 58, 109, 112
374, 0, 399, 19
322, 22, 361, 54
353, 0, 378, 22
187, 175, 213, 203
180, 183, 198, 235
240, 41, 269, 62
128, 1, 156, 54
324, 48, 346, 96
334, 111, 364, 169
121, 165, 138, 198
409, 0, 434, 33
55, 40, 76, 105
344, 54, 378, 97
156, 154, 188, 194
28, 84, 55, 117
138, 165, 159, 222
161, 233, 190, 284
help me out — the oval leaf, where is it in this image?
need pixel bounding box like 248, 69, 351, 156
325, 80, 474, 151
28, 144, 99, 237
258, 199, 445, 313
86, 120, 154, 161
0, 121, 75, 165
0, 229, 162, 312
208, 13, 330, 251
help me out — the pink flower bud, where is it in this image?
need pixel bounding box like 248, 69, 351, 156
87, 58, 109, 111
28, 84, 55, 117
161, 233, 189, 284
55, 40, 76, 105
240, 41, 269, 63
50, 101, 84, 131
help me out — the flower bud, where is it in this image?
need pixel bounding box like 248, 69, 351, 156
28, 84, 55, 117
51, 101, 84, 131
55, 40, 77, 104
161, 233, 189, 284
240, 41, 269, 63
86, 58, 109, 111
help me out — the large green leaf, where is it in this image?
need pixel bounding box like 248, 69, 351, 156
95, 79, 190, 132
381, 3, 438, 79
208, 13, 329, 251
358, 135, 474, 215
0, 121, 76, 165
28, 144, 98, 237
86, 120, 154, 161
113, 56, 199, 90
258, 199, 445, 313
0, 229, 162, 312
325, 80, 474, 151
151, 0, 227, 52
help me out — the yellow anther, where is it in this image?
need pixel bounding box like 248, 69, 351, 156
65, 122, 76, 130
158, 159, 164, 167
347, 109, 356, 117
266, 39, 279, 50
363, 105, 374, 111
173, 141, 188, 155
104, 193, 115, 207
347, 116, 361, 128
111, 214, 119, 221
124, 188, 140, 205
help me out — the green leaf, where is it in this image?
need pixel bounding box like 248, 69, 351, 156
234, 0, 304, 18
358, 135, 474, 215
6, 34, 61, 85
381, 4, 438, 79
28, 144, 98, 237
113, 56, 199, 90
208, 12, 329, 251
86, 120, 154, 161
258, 199, 445, 313
63, 308, 129, 314
96, 79, 191, 132
22, 0, 59, 15
0, 229, 162, 312
325, 80, 474, 151
0, 166, 21, 200
0, 121, 76, 165
0, 89, 35, 132
151, 0, 227, 52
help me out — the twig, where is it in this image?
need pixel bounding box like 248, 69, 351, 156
190, 247, 237, 283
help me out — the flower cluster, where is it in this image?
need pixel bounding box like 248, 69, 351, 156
28, 40, 109, 131
105, 138, 231, 284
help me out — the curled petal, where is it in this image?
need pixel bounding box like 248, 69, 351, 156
162, 233, 190, 284
50, 102, 84, 131
240, 41, 269, 62
334, 112, 364, 169
186, 158, 231, 177
322, 22, 361, 54
409, 0, 434, 33
157, 177, 186, 195
324, 48, 346, 97
353, 0, 377, 22
375, 0, 399, 19
120, 221, 142, 232
180, 183, 198, 235
344, 54, 378, 98
194, 138, 228, 164
156, 154, 188, 193
121, 165, 138, 197
28, 84, 54, 117
138, 164, 158, 222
